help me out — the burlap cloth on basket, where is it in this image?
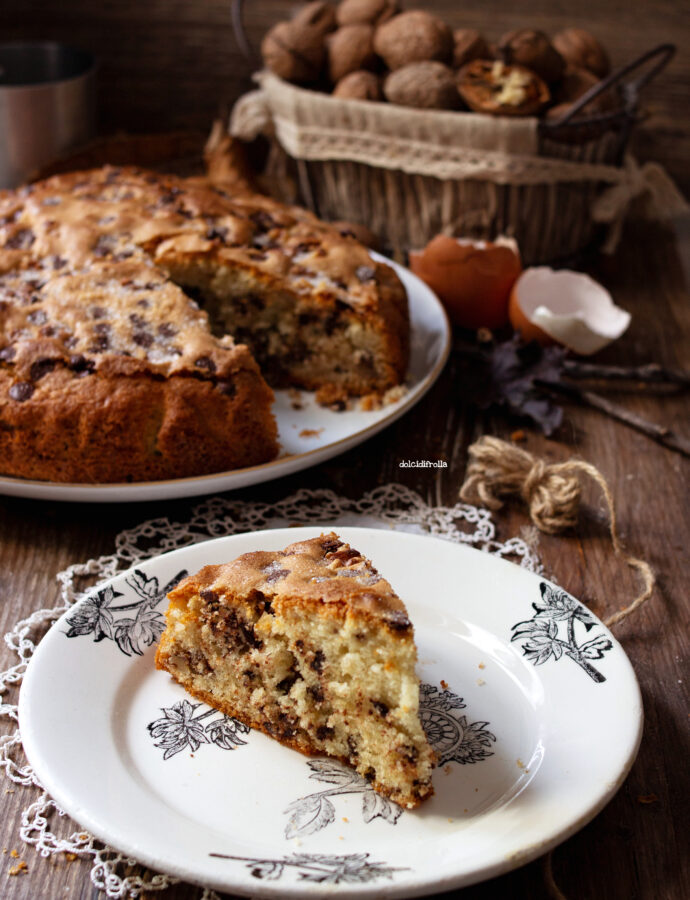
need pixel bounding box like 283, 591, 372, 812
231, 71, 687, 253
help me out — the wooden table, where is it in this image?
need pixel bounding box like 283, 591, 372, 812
1, 217, 688, 899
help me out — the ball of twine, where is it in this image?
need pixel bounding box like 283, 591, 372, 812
460, 435, 655, 627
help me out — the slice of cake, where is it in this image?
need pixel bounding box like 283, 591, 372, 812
155, 532, 436, 808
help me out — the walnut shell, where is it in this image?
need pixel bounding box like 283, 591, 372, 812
553, 28, 610, 79
336, 0, 399, 27
384, 61, 460, 110
327, 24, 376, 83
293, 1, 338, 35
333, 69, 383, 100
453, 29, 490, 69
457, 59, 550, 116
555, 66, 618, 110
498, 29, 565, 83
374, 10, 453, 71
261, 20, 326, 83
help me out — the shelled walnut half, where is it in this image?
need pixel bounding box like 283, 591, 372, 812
457, 60, 550, 116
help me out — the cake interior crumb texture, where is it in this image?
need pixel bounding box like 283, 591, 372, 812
156, 532, 436, 808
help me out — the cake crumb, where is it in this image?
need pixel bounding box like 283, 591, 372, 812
315, 385, 350, 411
288, 388, 304, 410
510, 429, 526, 443
8, 859, 28, 875
440, 679, 449, 690
463, 808, 468, 813
443, 765, 452, 775
299, 428, 323, 438
10, 849, 19, 858
517, 758, 525, 769
637, 793, 658, 804
5, 788, 15, 794
477, 678, 485, 686
359, 392, 382, 411
447, 818, 454, 823
65, 853, 78, 862
478, 662, 486, 669
342, 817, 349, 823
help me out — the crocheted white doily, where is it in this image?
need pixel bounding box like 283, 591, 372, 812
0, 485, 541, 899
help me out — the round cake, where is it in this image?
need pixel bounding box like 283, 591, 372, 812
0, 167, 409, 483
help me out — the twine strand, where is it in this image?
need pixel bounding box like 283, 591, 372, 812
460, 436, 655, 627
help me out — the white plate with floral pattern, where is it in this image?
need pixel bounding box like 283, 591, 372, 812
0, 256, 450, 503
19, 527, 642, 897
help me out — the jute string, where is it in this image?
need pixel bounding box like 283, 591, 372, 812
459, 436, 655, 628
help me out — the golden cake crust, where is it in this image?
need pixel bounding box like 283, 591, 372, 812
167, 532, 412, 632
0, 167, 408, 482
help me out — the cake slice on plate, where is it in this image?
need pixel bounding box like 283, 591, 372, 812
155, 532, 436, 808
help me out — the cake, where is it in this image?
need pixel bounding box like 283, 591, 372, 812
0, 166, 409, 482
155, 532, 436, 808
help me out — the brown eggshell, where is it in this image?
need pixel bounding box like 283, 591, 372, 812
409, 235, 522, 329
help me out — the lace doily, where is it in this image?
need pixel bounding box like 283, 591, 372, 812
0, 485, 541, 899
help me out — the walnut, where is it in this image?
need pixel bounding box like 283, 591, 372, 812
452, 29, 490, 69
336, 0, 399, 27
373, 10, 453, 71
293, 1, 338, 35
498, 29, 565, 84
457, 60, 550, 116
261, 20, 326, 83
327, 24, 376, 83
553, 28, 610, 79
384, 61, 460, 110
546, 65, 620, 124
333, 69, 383, 100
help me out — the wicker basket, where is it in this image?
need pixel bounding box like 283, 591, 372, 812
231, 36, 674, 266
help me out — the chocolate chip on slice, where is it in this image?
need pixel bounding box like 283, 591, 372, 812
89, 334, 110, 352
249, 210, 277, 232
206, 225, 228, 242
69, 354, 96, 375
132, 331, 153, 348
0, 345, 16, 362
355, 264, 376, 283
9, 381, 34, 401
194, 355, 216, 372
371, 700, 390, 717
29, 358, 56, 381
27, 309, 47, 325
5, 228, 35, 250
157, 322, 177, 338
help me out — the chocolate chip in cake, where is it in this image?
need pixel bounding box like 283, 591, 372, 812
384, 610, 412, 632
264, 566, 290, 584
347, 735, 359, 757
69, 354, 96, 375
26, 309, 47, 325
200, 588, 219, 604
276, 670, 303, 694
5, 228, 35, 250
89, 334, 110, 352
206, 225, 228, 242
50, 255, 67, 270
249, 210, 277, 232
355, 264, 376, 283
9, 381, 34, 401
29, 358, 56, 381
321, 537, 343, 554
316, 724, 334, 740
307, 684, 325, 703
364, 766, 376, 783
310, 649, 326, 673
132, 330, 154, 348
129, 313, 147, 328
398, 744, 419, 763
194, 355, 216, 372
217, 380, 237, 398
157, 322, 177, 338
91, 306, 108, 320
371, 700, 390, 717
0, 345, 16, 362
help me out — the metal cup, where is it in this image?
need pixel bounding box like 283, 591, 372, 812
0, 42, 95, 189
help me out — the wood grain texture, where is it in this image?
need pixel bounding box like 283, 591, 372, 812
0, 215, 688, 899
0, 0, 688, 193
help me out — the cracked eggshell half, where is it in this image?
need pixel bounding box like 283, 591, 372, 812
508, 267, 631, 355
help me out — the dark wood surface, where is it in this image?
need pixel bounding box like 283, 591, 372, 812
1, 0, 689, 194
0, 216, 688, 899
